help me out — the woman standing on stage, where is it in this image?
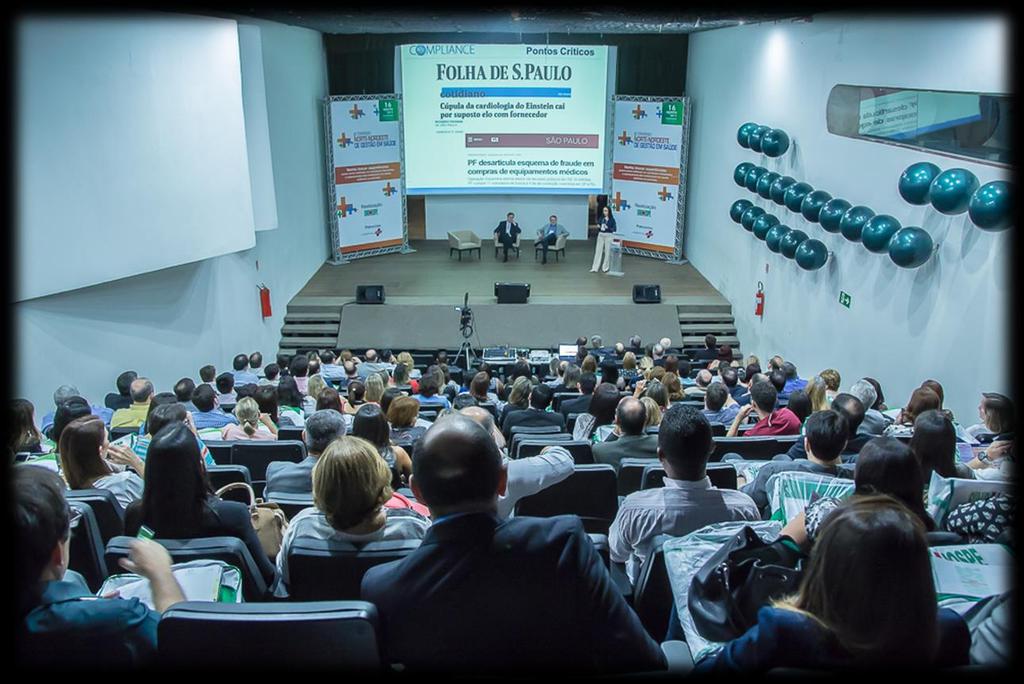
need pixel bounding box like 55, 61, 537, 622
591, 205, 617, 273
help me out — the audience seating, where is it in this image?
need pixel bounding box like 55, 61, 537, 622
477, 401, 499, 419
509, 424, 562, 438
710, 435, 800, 461
418, 410, 438, 422
709, 422, 727, 437
229, 440, 306, 498
104, 535, 269, 601
157, 601, 382, 669
642, 462, 738, 490
632, 535, 674, 641
264, 491, 314, 519
645, 425, 660, 434
513, 434, 574, 460
513, 464, 618, 534
286, 539, 422, 601
566, 412, 581, 434
551, 392, 581, 412
926, 531, 969, 546
278, 426, 304, 442
203, 440, 234, 464
67, 500, 110, 593
617, 458, 658, 497
66, 488, 125, 545
206, 464, 253, 505
589, 533, 633, 601
109, 427, 137, 441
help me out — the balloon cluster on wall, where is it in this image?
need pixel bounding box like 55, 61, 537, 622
737, 122, 790, 157
732, 159, 934, 269
898, 162, 1012, 232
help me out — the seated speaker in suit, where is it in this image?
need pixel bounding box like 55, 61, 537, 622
501, 383, 566, 442
494, 212, 521, 262
264, 409, 345, 496
361, 414, 666, 674
593, 398, 659, 473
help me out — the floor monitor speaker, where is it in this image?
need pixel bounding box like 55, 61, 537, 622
494, 282, 530, 304
356, 285, 385, 304
632, 284, 661, 304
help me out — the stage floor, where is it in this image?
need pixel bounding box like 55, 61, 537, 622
296, 239, 726, 306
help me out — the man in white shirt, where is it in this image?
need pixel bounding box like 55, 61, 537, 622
609, 404, 760, 584
460, 406, 574, 518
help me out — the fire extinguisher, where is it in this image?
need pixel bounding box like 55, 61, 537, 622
755, 281, 765, 318
258, 284, 272, 319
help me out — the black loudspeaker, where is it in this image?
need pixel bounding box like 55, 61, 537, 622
632, 284, 661, 304
356, 285, 385, 304
495, 282, 530, 304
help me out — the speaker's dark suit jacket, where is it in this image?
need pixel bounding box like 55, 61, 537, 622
361, 513, 666, 673
494, 221, 521, 245
501, 407, 566, 441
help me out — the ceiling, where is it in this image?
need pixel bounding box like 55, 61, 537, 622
229, 9, 801, 35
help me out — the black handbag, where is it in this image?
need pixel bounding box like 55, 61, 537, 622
687, 526, 806, 642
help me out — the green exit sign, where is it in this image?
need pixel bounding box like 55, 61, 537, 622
839, 291, 852, 308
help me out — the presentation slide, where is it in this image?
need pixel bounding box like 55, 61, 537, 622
400, 44, 609, 194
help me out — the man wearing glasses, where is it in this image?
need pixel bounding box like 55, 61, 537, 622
15, 466, 185, 667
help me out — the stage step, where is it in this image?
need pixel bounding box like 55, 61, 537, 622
677, 312, 736, 322
677, 323, 737, 333
282, 323, 339, 334
681, 335, 739, 346
676, 303, 733, 314
283, 312, 341, 323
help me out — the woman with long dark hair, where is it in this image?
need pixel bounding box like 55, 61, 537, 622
697, 496, 969, 671
351, 403, 412, 488
59, 415, 145, 509
123, 422, 275, 584
573, 382, 621, 442
591, 204, 617, 273
911, 409, 970, 483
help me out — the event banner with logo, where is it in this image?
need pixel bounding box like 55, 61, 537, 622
325, 94, 407, 261
610, 96, 691, 260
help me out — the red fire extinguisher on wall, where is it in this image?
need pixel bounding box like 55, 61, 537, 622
755, 281, 765, 318
258, 284, 272, 319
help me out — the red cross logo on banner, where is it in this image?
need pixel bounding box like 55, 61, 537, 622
336, 197, 355, 217
349, 104, 364, 119
658, 186, 674, 201
617, 130, 631, 146
632, 104, 646, 119
382, 182, 396, 197
336, 132, 351, 148
612, 192, 629, 211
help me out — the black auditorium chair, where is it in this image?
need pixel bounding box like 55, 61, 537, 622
710, 436, 799, 461
67, 501, 109, 593
230, 440, 305, 498
617, 458, 659, 497
66, 488, 125, 546
207, 464, 253, 505
513, 434, 573, 460
632, 535, 674, 641
263, 491, 315, 519
551, 392, 581, 413
642, 461, 738, 490
109, 427, 138, 441
158, 601, 382, 669
418, 410, 438, 423
203, 440, 234, 465
566, 412, 582, 434
286, 538, 422, 601
105, 535, 269, 601
278, 426, 304, 442
514, 464, 618, 534
519, 439, 594, 464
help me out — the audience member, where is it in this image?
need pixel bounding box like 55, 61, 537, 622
819, 368, 841, 403
503, 383, 566, 440
289, 355, 310, 395
662, 372, 683, 401
303, 374, 327, 416
806, 376, 830, 413
702, 382, 740, 426
560, 372, 597, 418
199, 364, 217, 387
736, 409, 849, 511
110, 378, 155, 429
965, 392, 1015, 444
863, 377, 888, 411
249, 352, 264, 378
683, 370, 712, 399
572, 382, 619, 442
911, 409, 973, 482
784, 394, 867, 462
721, 366, 743, 402
414, 370, 452, 411
389, 395, 428, 445
104, 371, 138, 411
15, 466, 184, 667
593, 397, 657, 471
360, 414, 666, 673
48, 397, 93, 457
10, 399, 45, 455
640, 397, 663, 429
131, 402, 214, 466
265, 409, 345, 496
173, 377, 197, 412
469, 371, 500, 404
610, 405, 759, 583
693, 334, 718, 362
364, 372, 386, 405
42, 385, 113, 435
232, 353, 259, 386
276, 376, 306, 428
696, 496, 968, 672
785, 390, 812, 424
727, 381, 800, 437
214, 372, 237, 408
252, 384, 280, 426
641, 379, 670, 411
848, 378, 890, 436
884, 386, 941, 437
59, 415, 145, 509
497, 376, 531, 427
124, 423, 276, 583
221, 397, 278, 441
260, 363, 281, 387
190, 384, 237, 430
352, 403, 412, 489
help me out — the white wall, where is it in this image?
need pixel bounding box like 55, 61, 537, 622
16, 15, 256, 301
684, 14, 1009, 425
424, 194, 590, 240
15, 16, 329, 416
238, 24, 280, 232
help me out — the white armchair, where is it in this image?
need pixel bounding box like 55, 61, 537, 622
448, 231, 482, 260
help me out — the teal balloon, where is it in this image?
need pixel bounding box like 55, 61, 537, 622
756, 172, 782, 199
734, 162, 755, 187
748, 125, 771, 153
795, 239, 829, 271
770, 176, 797, 205
765, 224, 791, 253
740, 206, 766, 232
730, 199, 754, 223
779, 229, 809, 259
930, 168, 980, 215
800, 190, 833, 223
761, 128, 790, 157
898, 162, 941, 205
819, 198, 851, 234
737, 122, 759, 148
861, 214, 902, 253
753, 213, 780, 240
745, 166, 768, 192
968, 181, 1012, 231
839, 205, 875, 242
783, 182, 814, 212
888, 227, 934, 268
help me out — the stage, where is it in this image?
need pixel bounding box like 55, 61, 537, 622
282, 240, 738, 352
